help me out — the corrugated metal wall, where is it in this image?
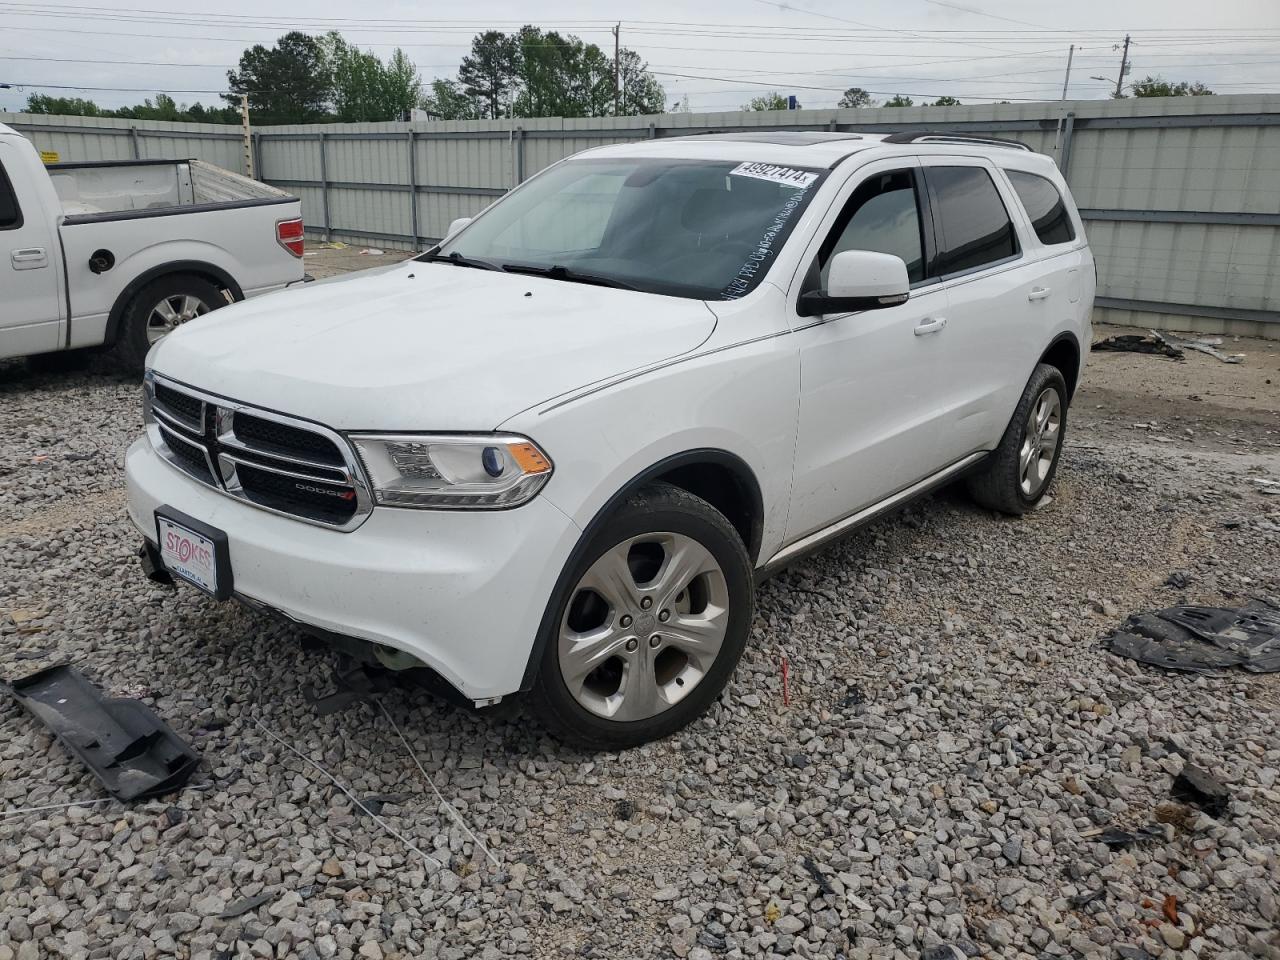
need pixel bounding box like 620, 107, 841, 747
4, 95, 1279, 336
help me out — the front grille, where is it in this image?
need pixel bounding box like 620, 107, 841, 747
232, 413, 345, 466
154, 382, 203, 431
159, 425, 214, 483
235, 463, 360, 525
144, 374, 370, 531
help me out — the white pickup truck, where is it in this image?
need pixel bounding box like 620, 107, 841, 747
0, 122, 305, 369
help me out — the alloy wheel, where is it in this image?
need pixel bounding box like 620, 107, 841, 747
1019, 387, 1062, 498
558, 532, 730, 721
146, 294, 210, 344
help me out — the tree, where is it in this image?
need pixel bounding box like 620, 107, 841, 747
383, 49, 423, 120
325, 34, 421, 121
420, 79, 482, 120
745, 92, 795, 111
1128, 76, 1214, 98
617, 48, 666, 116
447, 26, 662, 120
225, 31, 333, 124
115, 93, 183, 122
514, 27, 594, 118
883, 94, 914, 107
458, 30, 521, 119
25, 92, 238, 124
25, 94, 108, 117
838, 87, 875, 108
932, 95, 962, 106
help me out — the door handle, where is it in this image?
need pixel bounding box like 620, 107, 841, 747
1027, 286, 1052, 302
914, 316, 947, 336
11, 247, 48, 270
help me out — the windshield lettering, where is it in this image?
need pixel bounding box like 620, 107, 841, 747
723, 188, 810, 300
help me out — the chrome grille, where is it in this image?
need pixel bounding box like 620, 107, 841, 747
145, 372, 372, 531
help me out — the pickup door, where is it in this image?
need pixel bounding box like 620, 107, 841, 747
0, 139, 63, 358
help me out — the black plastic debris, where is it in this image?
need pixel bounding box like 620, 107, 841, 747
802, 856, 836, 897
303, 662, 394, 716
1096, 825, 1164, 849
1105, 601, 1280, 674
1069, 887, 1106, 909
1171, 765, 1230, 818
839, 684, 866, 709
218, 891, 275, 919
353, 793, 405, 819
1092, 334, 1183, 360
4, 663, 199, 801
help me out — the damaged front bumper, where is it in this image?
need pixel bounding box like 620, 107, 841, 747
124, 437, 581, 704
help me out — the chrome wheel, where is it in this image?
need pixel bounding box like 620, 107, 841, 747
1019, 387, 1062, 498
558, 532, 730, 721
146, 294, 210, 344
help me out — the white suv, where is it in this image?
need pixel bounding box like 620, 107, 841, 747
125, 130, 1094, 749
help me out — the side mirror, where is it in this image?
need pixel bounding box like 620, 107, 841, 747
798, 249, 910, 317
444, 217, 472, 241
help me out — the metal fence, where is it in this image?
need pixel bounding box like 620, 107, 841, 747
5, 95, 1279, 337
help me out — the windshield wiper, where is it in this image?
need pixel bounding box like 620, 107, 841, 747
417, 251, 503, 271
501, 263, 638, 291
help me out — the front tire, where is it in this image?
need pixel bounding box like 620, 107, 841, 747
967, 362, 1068, 515
529, 483, 754, 750
113, 274, 225, 372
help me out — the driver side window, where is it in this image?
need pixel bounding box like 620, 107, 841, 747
815, 169, 925, 287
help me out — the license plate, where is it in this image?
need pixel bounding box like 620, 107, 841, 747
155, 508, 232, 600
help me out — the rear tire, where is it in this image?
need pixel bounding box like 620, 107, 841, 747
529, 483, 754, 751
967, 362, 1068, 515
113, 274, 225, 372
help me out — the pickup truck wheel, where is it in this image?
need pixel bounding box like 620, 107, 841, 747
529, 482, 753, 750
114, 274, 225, 371
967, 362, 1068, 515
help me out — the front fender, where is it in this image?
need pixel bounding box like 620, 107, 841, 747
502, 328, 800, 565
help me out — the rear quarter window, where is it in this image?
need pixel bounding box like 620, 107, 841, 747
1007, 170, 1075, 245
0, 160, 22, 230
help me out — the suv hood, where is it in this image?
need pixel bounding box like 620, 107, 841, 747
150, 262, 717, 430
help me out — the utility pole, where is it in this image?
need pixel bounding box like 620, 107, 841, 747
1060, 44, 1075, 100
612, 22, 621, 116
239, 93, 254, 179
1114, 34, 1131, 99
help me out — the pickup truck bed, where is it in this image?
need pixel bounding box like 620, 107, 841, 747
49, 159, 286, 217
1, 123, 305, 368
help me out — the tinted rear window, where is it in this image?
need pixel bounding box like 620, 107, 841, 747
1007, 170, 1075, 245
0, 161, 21, 230
926, 166, 1018, 275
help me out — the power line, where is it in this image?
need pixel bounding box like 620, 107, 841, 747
647, 69, 1112, 100
4, 2, 1271, 33
0, 54, 458, 69
9, 4, 1275, 43
917, 0, 1056, 30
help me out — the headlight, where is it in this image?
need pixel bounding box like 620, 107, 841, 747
349, 434, 553, 509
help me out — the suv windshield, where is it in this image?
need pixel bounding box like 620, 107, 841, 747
432, 157, 827, 300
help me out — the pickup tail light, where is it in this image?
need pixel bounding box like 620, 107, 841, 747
276, 217, 305, 258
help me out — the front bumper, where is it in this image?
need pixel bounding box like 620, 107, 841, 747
125, 438, 581, 700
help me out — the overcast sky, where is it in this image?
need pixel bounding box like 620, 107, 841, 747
2, 0, 1278, 114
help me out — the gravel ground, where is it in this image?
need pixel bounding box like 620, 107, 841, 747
2, 268, 1278, 960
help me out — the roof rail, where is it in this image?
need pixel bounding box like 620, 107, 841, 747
881, 131, 1032, 152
